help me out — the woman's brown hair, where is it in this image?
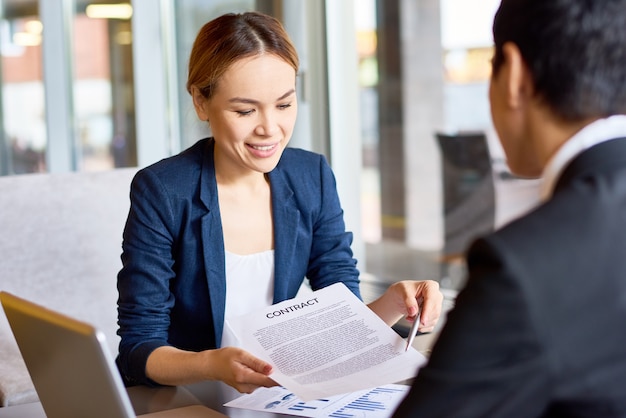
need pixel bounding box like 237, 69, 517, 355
186, 12, 299, 99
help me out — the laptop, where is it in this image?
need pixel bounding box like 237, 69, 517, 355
0, 291, 224, 418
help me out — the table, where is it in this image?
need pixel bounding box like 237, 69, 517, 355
0, 385, 226, 418
0, 333, 438, 417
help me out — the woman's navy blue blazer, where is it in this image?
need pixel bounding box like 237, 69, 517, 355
116, 138, 361, 386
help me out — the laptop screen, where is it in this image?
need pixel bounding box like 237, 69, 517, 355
0, 291, 135, 418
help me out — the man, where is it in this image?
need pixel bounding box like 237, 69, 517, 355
394, 0, 626, 416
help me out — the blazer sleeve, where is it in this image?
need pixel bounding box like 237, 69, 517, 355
116, 167, 178, 386
393, 237, 550, 418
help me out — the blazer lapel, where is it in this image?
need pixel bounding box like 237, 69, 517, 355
199, 141, 227, 347
268, 167, 301, 303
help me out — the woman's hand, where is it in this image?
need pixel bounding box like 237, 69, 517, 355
207, 347, 278, 393
367, 280, 443, 331
145, 345, 278, 393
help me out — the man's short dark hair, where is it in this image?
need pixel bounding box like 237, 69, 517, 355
492, 0, 626, 122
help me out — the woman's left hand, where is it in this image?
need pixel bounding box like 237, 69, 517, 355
367, 280, 443, 332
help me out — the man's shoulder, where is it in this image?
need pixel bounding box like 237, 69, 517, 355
474, 169, 626, 269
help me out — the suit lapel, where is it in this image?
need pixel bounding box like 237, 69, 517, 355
268, 167, 300, 303
199, 140, 227, 346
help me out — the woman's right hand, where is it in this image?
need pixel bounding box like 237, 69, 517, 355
206, 346, 278, 393
145, 345, 277, 393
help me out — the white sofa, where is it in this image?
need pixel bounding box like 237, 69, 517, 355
0, 168, 137, 407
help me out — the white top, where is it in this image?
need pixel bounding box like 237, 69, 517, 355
221, 250, 274, 348
540, 115, 626, 201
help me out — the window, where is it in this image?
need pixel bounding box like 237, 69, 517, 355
0, 0, 136, 176
0, 6, 45, 175
355, 0, 502, 289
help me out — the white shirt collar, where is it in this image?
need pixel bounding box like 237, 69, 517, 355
540, 115, 626, 201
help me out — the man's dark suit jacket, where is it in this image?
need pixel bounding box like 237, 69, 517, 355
394, 138, 626, 417
116, 139, 361, 386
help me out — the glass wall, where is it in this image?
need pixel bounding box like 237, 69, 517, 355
0, 0, 542, 292
75, 2, 136, 170
355, 0, 506, 289
0, 0, 136, 176
0, 3, 45, 175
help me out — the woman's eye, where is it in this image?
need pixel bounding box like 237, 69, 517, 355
235, 109, 254, 116
278, 103, 292, 110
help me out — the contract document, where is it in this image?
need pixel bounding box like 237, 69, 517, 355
226, 282, 426, 401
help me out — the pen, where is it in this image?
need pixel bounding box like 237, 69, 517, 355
405, 307, 421, 352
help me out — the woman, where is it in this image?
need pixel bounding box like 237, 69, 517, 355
116, 11, 442, 394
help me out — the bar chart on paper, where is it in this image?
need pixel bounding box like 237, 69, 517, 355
224, 384, 410, 417
328, 385, 408, 417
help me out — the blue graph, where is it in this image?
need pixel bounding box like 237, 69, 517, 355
288, 398, 330, 412
327, 386, 405, 417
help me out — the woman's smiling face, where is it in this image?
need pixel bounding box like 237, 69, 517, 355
193, 54, 298, 176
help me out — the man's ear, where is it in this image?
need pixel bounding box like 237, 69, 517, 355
501, 42, 533, 109
191, 86, 209, 121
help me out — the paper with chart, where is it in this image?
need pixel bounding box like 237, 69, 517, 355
226, 282, 426, 401
224, 383, 410, 417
